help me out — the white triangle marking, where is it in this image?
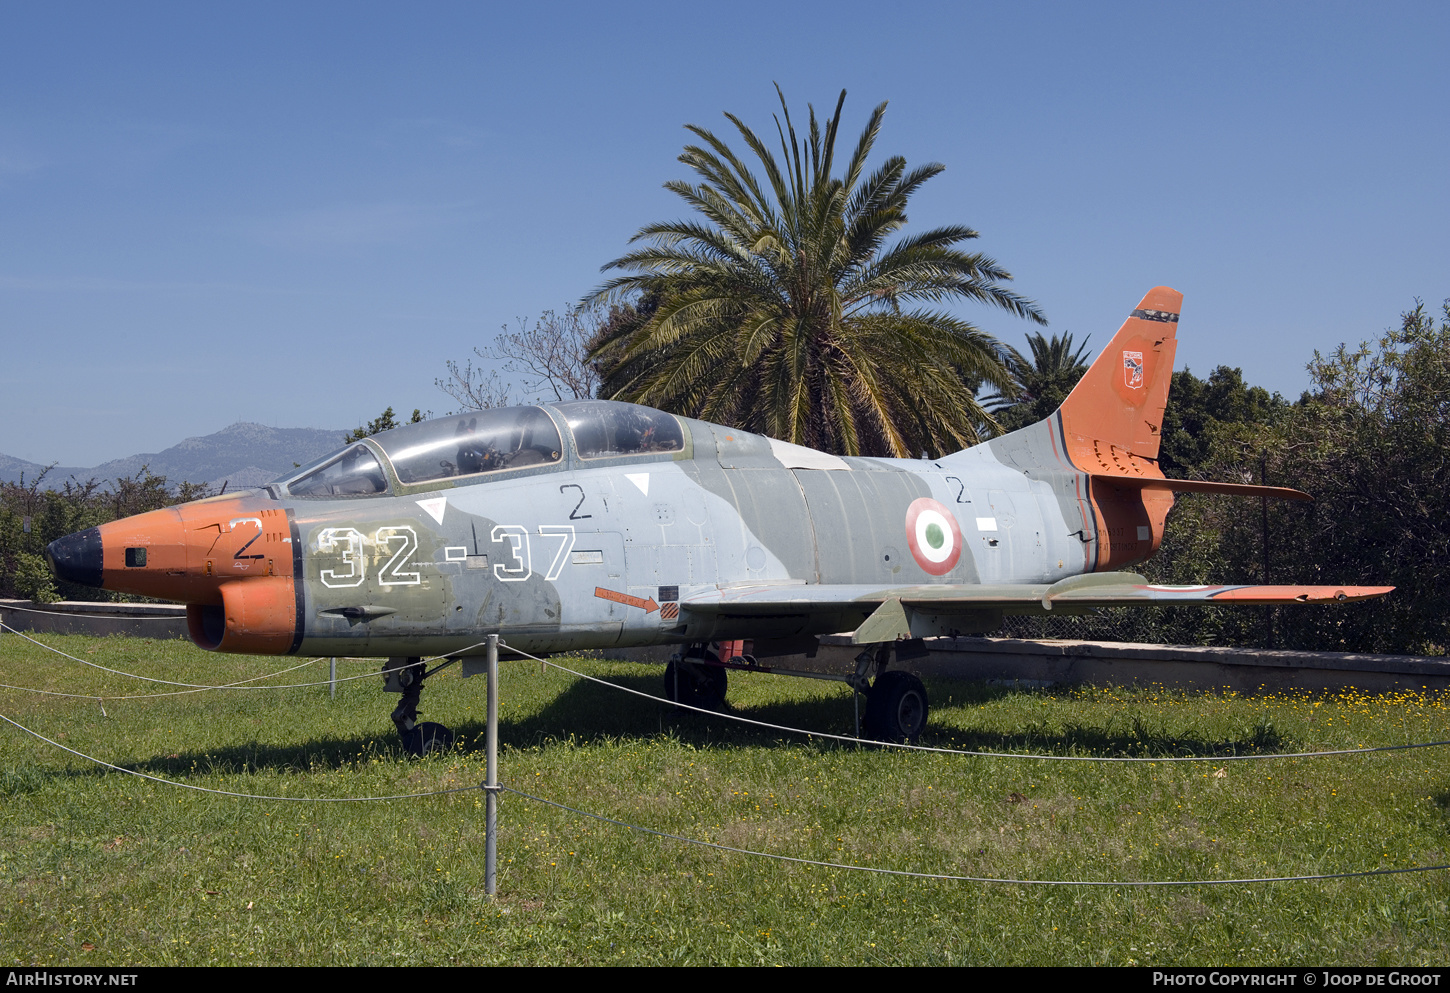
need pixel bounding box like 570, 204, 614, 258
416, 496, 447, 525
625, 473, 650, 495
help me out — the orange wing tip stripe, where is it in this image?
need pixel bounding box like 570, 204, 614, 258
1209, 586, 1395, 604
1131, 308, 1179, 323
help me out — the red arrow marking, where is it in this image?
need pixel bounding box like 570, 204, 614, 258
594, 587, 659, 613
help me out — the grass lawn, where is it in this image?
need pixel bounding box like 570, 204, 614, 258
1, 631, 1448, 966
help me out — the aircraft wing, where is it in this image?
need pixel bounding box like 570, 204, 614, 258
679, 573, 1394, 643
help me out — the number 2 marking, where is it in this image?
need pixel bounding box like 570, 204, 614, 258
560, 484, 591, 519
944, 476, 970, 503
376, 526, 420, 585
230, 517, 264, 559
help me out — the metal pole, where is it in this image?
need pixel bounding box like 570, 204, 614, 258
329, 657, 337, 699
485, 633, 499, 898
1261, 452, 1274, 650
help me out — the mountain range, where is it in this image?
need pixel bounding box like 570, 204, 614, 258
0, 422, 349, 492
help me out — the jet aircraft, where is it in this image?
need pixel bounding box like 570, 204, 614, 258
45, 288, 1391, 749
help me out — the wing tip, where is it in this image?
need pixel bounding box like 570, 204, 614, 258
1210, 585, 1395, 604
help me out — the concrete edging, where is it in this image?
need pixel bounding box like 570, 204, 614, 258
0, 599, 188, 640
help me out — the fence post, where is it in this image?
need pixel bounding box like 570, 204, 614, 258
485, 633, 499, 898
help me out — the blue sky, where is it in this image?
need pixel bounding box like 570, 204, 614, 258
2, 1, 1446, 466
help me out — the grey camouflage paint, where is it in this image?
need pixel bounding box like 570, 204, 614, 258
278, 403, 1091, 657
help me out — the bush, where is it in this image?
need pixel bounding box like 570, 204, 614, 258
0, 469, 210, 603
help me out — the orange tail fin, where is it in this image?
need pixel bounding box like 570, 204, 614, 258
1054, 288, 1182, 570
987, 288, 1310, 573
1058, 286, 1181, 473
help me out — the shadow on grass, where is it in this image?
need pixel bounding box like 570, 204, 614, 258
36, 671, 1297, 781
929, 716, 1286, 759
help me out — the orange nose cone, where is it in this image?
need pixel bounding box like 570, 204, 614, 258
94, 505, 196, 601
48, 496, 301, 656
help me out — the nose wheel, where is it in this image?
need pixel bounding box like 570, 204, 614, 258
383, 656, 456, 757
401, 721, 455, 756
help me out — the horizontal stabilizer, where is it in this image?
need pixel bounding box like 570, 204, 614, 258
1089, 474, 1313, 502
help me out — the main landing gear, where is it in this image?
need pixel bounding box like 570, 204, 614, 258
852, 645, 930, 743
864, 670, 929, 743
382, 656, 456, 757
663, 645, 728, 711
660, 639, 930, 743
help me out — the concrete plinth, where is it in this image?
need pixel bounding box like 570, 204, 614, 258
0, 599, 188, 640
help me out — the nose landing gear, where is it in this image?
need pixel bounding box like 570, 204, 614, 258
382, 656, 456, 756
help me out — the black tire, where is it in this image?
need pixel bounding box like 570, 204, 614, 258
863, 671, 929, 743
663, 651, 727, 711
402, 721, 454, 757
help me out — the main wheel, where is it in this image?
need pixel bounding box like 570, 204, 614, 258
863, 671, 929, 743
402, 721, 454, 757
663, 650, 727, 711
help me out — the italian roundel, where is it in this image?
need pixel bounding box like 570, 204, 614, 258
905, 497, 963, 576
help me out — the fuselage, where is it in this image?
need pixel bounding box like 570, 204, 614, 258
46, 399, 1149, 657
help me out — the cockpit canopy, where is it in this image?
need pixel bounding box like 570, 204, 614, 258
280, 401, 684, 498
382, 406, 563, 485
551, 400, 683, 460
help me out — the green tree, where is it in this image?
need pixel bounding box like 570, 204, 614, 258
1145, 300, 1449, 653
587, 87, 1045, 458
344, 407, 424, 444
988, 331, 1093, 432
1158, 366, 1289, 475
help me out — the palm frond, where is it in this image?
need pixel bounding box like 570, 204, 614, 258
586, 88, 1046, 455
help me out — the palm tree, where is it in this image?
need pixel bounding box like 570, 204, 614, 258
585, 87, 1047, 458
987, 331, 1094, 432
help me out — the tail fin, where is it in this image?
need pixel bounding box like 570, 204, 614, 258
1054, 288, 1181, 570
1057, 285, 1181, 473
980, 288, 1182, 573
982, 288, 1307, 574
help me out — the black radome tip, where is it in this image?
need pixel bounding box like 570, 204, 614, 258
45, 528, 104, 589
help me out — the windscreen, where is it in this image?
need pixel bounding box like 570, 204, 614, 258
287, 445, 389, 498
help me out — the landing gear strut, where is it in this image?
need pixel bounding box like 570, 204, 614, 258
852, 645, 930, 743
663, 645, 728, 711
382, 656, 455, 756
